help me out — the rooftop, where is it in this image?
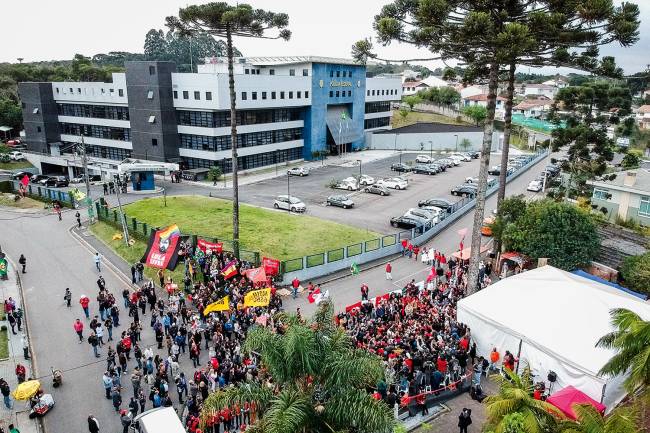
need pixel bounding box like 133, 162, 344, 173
514, 99, 554, 110
637, 105, 650, 114
464, 94, 506, 102
588, 169, 650, 194
376, 122, 480, 134
402, 81, 428, 88
208, 56, 364, 66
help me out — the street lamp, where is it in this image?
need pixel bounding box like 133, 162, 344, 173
287, 172, 291, 213
454, 134, 459, 152
357, 159, 362, 186
429, 140, 433, 158
223, 158, 227, 188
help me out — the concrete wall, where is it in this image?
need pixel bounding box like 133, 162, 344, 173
368, 130, 500, 152
18, 82, 60, 154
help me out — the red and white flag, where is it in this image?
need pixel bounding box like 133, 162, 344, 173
307, 287, 321, 304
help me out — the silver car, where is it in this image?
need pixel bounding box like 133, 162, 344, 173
273, 195, 306, 212
287, 167, 310, 176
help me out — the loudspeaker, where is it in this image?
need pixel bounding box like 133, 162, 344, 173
547, 371, 557, 383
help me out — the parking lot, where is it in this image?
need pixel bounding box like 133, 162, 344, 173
209, 152, 517, 234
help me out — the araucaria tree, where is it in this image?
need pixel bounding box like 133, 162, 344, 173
353, 0, 639, 293
200, 301, 395, 433
167, 2, 290, 258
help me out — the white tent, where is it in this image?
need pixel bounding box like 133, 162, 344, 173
457, 265, 650, 410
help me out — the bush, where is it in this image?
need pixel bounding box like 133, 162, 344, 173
207, 166, 222, 182
620, 252, 650, 295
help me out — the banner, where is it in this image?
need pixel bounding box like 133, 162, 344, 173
0, 258, 7, 279
262, 257, 280, 275
307, 287, 321, 304
203, 296, 230, 315
243, 288, 271, 307
198, 239, 223, 254
142, 224, 184, 270
243, 267, 267, 284
221, 260, 238, 279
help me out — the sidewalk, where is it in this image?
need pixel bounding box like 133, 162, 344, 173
0, 260, 40, 433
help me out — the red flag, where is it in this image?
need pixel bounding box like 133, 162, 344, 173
345, 301, 362, 312
262, 257, 280, 275
197, 239, 222, 253
243, 267, 267, 284
374, 293, 390, 307
307, 287, 321, 304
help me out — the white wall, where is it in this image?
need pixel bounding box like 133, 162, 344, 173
58, 116, 130, 129
177, 120, 303, 137
368, 131, 498, 151
59, 134, 133, 150
53, 73, 128, 104
366, 77, 402, 102
178, 139, 303, 160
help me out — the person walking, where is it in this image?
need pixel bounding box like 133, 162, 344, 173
75, 211, 82, 228
94, 253, 102, 272
80, 295, 90, 319
88, 414, 100, 433
64, 288, 72, 307
8, 424, 19, 433
54, 202, 62, 221
0, 378, 12, 409
385, 262, 392, 280
7, 312, 17, 335
120, 409, 133, 433
458, 408, 472, 433
111, 387, 122, 412
18, 254, 26, 274
291, 277, 300, 299
89, 332, 100, 358
20, 333, 29, 360
102, 371, 112, 399
74, 319, 84, 343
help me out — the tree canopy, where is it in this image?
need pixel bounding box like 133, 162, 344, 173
417, 86, 461, 107
462, 105, 488, 126
620, 252, 650, 295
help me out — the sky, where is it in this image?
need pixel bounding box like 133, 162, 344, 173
3, 0, 649, 74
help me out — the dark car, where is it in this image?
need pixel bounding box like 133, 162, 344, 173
468, 151, 480, 159
32, 174, 51, 184
11, 171, 34, 181
413, 164, 437, 175
390, 163, 411, 172
451, 185, 477, 197
364, 184, 390, 196
488, 165, 501, 175
418, 198, 454, 211
429, 162, 446, 172
44, 176, 69, 187
545, 164, 560, 176
390, 215, 422, 229
326, 195, 355, 209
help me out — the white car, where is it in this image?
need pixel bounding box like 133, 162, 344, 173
404, 208, 439, 224
287, 167, 310, 176
9, 151, 24, 161
465, 176, 479, 184
358, 174, 375, 186
452, 153, 472, 162
420, 205, 447, 221
447, 155, 464, 165
415, 155, 435, 164
527, 180, 543, 192
376, 177, 408, 190
273, 195, 306, 212
334, 177, 359, 191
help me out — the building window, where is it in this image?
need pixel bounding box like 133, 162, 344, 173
364, 117, 390, 129
21, 102, 25, 108
57, 103, 130, 120
288, 91, 293, 99
593, 188, 609, 200
252, 92, 257, 100
33, 108, 39, 114
329, 91, 333, 97
302, 69, 308, 76
37, 126, 42, 133
280, 91, 285, 99
347, 90, 351, 97
270, 69, 275, 75
110, 89, 114, 94
640, 196, 650, 216
305, 91, 309, 98
192, 91, 199, 100
372, 90, 376, 96
119, 89, 124, 97
241, 92, 247, 100
262, 92, 267, 100
77, 87, 82, 94
271, 91, 276, 99
183, 91, 189, 100
342, 71, 346, 78
297, 91, 301, 98
147, 90, 154, 99
336, 91, 340, 97
367, 90, 370, 96
206, 92, 212, 100
336, 71, 340, 78
349, 70, 352, 77
148, 115, 156, 124
152, 138, 158, 146
55, 88, 59, 94
69, 88, 73, 93
149, 66, 156, 75
289, 69, 295, 76
330, 71, 333, 78
245, 69, 250, 74
365, 101, 391, 113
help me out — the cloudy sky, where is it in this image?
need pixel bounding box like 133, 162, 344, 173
3, 0, 649, 74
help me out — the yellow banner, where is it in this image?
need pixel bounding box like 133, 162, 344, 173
203, 296, 230, 315
243, 288, 271, 307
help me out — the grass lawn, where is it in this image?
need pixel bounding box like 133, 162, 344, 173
391, 109, 471, 129
0, 193, 44, 209
0, 329, 8, 359
119, 195, 379, 260
0, 160, 33, 170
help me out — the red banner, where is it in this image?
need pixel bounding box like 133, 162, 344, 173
243, 267, 267, 284
262, 257, 280, 275
142, 225, 183, 270
198, 239, 223, 253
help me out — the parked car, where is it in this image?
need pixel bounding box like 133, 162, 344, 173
448, 155, 465, 164
358, 174, 375, 186
420, 205, 447, 221
390, 163, 411, 172
287, 167, 310, 176
32, 174, 50, 184
333, 177, 359, 191
412, 164, 438, 175
465, 176, 479, 184
404, 208, 439, 224
415, 155, 435, 164
11, 171, 34, 181
363, 184, 390, 196
453, 152, 472, 161
273, 195, 306, 213
488, 165, 501, 175
44, 176, 69, 187
327, 195, 355, 209
429, 162, 446, 172
9, 151, 24, 161
451, 184, 477, 197
5, 139, 23, 148
376, 177, 408, 190
418, 198, 454, 211
545, 164, 560, 176
72, 174, 103, 184
466, 151, 480, 159
527, 180, 543, 192
390, 215, 422, 229
437, 158, 455, 168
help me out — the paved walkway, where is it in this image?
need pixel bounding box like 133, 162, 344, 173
0, 260, 40, 433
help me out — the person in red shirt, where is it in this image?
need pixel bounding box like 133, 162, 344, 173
385, 262, 392, 280
79, 295, 90, 319
413, 246, 420, 261
401, 239, 408, 256
291, 277, 300, 299
437, 356, 448, 373
360, 284, 369, 301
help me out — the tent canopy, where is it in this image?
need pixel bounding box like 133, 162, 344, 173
326, 105, 362, 145
457, 265, 650, 409
547, 385, 606, 420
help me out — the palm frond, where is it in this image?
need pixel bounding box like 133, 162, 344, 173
201, 381, 274, 426
322, 348, 385, 391
282, 322, 322, 379
312, 299, 336, 334
572, 404, 604, 433
263, 388, 314, 433
603, 405, 640, 433
521, 409, 543, 433
324, 388, 395, 433
243, 326, 290, 382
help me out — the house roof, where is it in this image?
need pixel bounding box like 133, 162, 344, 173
464, 94, 506, 102
225, 56, 364, 66
525, 84, 555, 89
637, 105, 650, 114
587, 169, 650, 195
402, 81, 428, 88
375, 122, 481, 134
514, 99, 554, 110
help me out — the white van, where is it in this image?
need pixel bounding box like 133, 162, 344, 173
134, 407, 185, 433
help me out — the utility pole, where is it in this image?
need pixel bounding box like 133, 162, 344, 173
114, 175, 130, 246
287, 174, 291, 213
79, 135, 95, 223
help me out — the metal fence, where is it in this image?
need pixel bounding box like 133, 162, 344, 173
8, 180, 75, 207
